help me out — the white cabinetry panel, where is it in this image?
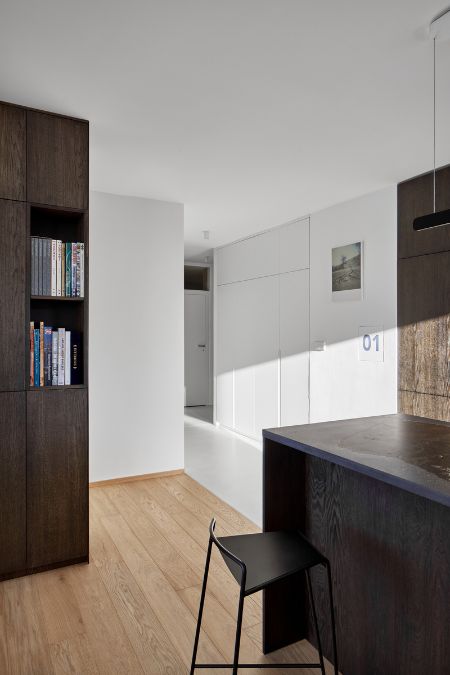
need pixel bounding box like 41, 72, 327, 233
216, 229, 278, 285
279, 218, 309, 274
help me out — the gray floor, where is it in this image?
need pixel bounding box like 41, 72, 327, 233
184, 406, 262, 526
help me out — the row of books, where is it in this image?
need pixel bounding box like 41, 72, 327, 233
31, 238, 85, 297
30, 322, 82, 387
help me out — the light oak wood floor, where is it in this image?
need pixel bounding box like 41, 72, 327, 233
0, 474, 337, 674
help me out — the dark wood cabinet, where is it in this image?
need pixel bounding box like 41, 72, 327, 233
399, 390, 450, 422
398, 165, 450, 259
0, 103, 26, 201
0, 200, 26, 391
398, 251, 450, 398
27, 389, 88, 568
27, 111, 88, 209
0, 392, 26, 575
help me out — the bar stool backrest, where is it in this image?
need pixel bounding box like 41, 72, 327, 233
209, 518, 247, 589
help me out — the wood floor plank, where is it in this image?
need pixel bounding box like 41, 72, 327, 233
99, 511, 222, 668
90, 509, 186, 674
50, 635, 99, 675
129, 480, 263, 625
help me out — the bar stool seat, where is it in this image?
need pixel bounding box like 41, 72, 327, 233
190, 519, 339, 675
217, 530, 326, 595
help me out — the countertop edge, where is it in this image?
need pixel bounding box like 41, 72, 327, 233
262, 428, 450, 509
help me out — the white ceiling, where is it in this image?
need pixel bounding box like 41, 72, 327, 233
1, 0, 449, 260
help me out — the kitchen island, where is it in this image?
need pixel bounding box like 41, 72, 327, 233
263, 414, 450, 675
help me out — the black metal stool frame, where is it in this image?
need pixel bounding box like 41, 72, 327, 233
190, 519, 338, 675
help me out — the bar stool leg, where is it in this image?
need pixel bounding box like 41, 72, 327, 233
325, 561, 339, 675
306, 569, 326, 675
190, 538, 213, 674
232, 586, 245, 675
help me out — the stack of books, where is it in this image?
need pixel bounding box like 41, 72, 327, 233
31, 238, 85, 297
30, 322, 82, 387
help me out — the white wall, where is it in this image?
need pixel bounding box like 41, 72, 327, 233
309, 186, 397, 422
214, 185, 398, 441
89, 191, 184, 482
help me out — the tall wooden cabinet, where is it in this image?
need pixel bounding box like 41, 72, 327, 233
0, 100, 89, 580
398, 165, 450, 421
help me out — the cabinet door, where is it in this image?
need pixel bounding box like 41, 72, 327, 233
27, 111, 88, 209
0, 104, 26, 201
0, 200, 26, 391
27, 389, 88, 568
0, 392, 26, 575
398, 251, 450, 397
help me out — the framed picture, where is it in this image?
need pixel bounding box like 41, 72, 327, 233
331, 241, 363, 301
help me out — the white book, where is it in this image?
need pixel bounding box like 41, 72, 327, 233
64, 331, 71, 385
51, 331, 58, 385
71, 243, 77, 297
56, 240, 62, 297
51, 240, 57, 296
57, 328, 65, 385
79, 243, 85, 298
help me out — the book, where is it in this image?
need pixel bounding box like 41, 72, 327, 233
39, 322, 44, 386
65, 243, 71, 296
80, 243, 85, 298
29, 322, 34, 385
45, 238, 52, 296
61, 243, 66, 297
57, 328, 65, 385
71, 331, 82, 384
34, 329, 40, 387
71, 243, 77, 297
44, 326, 53, 386
52, 331, 58, 385
64, 331, 71, 385
56, 240, 62, 296
51, 239, 57, 296
31, 238, 36, 295
37, 238, 43, 296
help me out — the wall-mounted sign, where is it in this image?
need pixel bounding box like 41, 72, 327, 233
358, 326, 384, 362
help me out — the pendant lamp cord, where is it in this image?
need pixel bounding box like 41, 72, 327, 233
433, 36, 436, 213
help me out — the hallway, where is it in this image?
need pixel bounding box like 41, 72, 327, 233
184, 407, 263, 526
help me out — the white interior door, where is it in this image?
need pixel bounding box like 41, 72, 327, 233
185, 293, 209, 406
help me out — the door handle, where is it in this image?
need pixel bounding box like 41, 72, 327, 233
198, 344, 206, 348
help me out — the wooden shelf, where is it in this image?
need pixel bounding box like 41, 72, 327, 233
27, 385, 87, 391
31, 296, 84, 302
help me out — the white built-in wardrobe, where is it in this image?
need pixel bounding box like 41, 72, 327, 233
214, 218, 310, 441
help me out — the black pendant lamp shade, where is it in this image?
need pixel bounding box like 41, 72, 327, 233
413, 208, 450, 231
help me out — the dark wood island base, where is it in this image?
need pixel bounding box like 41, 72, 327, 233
263, 414, 450, 675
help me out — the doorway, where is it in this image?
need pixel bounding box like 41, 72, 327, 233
184, 289, 212, 407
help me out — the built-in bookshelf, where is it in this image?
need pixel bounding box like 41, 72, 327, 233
0, 100, 89, 580
28, 204, 88, 389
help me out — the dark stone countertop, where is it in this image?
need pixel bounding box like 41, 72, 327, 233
263, 414, 450, 508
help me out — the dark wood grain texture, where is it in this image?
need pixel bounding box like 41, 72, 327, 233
27, 111, 88, 209
398, 165, 450, 259
0, 199, 26, 391
263, 427, 450, 675
398, 251, 450, 397
0, 103, 26, 201
399, 390, 450, 422
0, 392, 26, 575
27, 388, 89, 568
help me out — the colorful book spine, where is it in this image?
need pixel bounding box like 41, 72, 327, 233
29, 322, 34, 385
57, 328, 65, 385
51, 332, 58, 385
71, 243, 78, 297
61, 243, 66, 297
66, 243, 72, 296
79, 243, 85, 298
34, 329, 40, 387
39, 322, 44, 386
64, 331, 71, 385
51, 239, 57, 296
44, 326, 53, 386
56, 240, 62, 296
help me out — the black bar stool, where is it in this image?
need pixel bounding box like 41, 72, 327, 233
190, 519, 338, 674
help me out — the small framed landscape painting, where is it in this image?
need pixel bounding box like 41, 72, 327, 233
331, 241, 363, 301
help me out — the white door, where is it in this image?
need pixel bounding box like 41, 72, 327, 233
185, 293, 209, 406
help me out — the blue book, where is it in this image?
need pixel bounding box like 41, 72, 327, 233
34, 329, 40, 387
44, 326, 53, 386
66, 243, 71, 297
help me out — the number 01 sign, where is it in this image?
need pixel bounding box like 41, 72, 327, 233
358, 326, 384, 362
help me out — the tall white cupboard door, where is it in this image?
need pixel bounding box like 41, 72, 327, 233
280, 270, 310, 426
